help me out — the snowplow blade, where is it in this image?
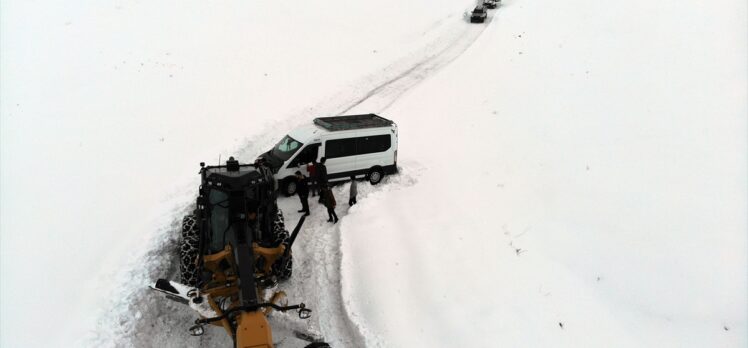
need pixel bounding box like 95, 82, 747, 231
149, 278, 219, 318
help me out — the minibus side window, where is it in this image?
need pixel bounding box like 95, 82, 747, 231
326, 138, 356, 158
355, 135, 391, 155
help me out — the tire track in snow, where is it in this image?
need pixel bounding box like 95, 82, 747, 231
90, 11, 493, 348
275, 196, 368, 347
337, 14, 492, 115
276, 14, 493, 347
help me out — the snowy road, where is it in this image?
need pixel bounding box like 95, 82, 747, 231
90, 10, 491, 348
275, 14, 493, 347
338, 12, 493, 115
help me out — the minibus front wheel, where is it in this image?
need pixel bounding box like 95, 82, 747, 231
282, 177, 297, 196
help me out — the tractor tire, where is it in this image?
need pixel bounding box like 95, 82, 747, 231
179, 214, 200, 287
272, 208, 289, 246
273, 254, 293, 281
271, 208, 293, 281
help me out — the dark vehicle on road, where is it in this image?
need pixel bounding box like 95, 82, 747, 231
470, 6, 487, 23
483, 0, 499, 9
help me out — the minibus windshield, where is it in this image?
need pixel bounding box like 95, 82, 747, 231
270, 135, 303, 162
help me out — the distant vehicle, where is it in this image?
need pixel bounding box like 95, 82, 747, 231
261, 114, 399, 196
483, 0, 499, 9
470, 6, 487, 23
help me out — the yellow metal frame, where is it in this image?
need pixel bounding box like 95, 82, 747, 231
198, 243, 290, 347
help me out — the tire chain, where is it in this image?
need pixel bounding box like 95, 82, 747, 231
180, 209, 290, 286
179, 214, 200, 286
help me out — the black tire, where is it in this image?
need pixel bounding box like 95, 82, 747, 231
368, 166, 384, 185
282, 177, 297, 197
273, 254, 293, 281
272, 208, 289, 247
272, 208, 293, 281
179, 214, 200, 287
304, 343, 331, 348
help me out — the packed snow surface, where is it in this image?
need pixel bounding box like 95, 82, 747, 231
1, 0, 745, 347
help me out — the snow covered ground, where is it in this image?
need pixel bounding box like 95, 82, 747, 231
1, 0, 746, 347
342, 0, 748, 345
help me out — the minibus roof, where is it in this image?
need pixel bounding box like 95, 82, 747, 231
288, 114, 395, 143
313, 114, 394, 131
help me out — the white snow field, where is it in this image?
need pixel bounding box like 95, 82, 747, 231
1, 0, 745, 347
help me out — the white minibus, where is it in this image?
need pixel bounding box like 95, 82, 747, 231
260, 114, 398, 196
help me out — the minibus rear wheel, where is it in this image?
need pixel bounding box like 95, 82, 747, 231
368, 166, 384, 185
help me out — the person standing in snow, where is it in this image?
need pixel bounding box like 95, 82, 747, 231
321, 185, 338, 223
295, 171, 310, 216
316, 157, 328, 203
307, 160, 318, 197
348, 175, 357, 206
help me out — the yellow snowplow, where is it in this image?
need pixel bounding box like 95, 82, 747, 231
151, 157, 329, 347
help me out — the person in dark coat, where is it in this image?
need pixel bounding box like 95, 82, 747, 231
321, 185, 338, 223
295, 171, 310, 216
348, 175, 357, 206
316, 157, 328, 203
307, 160, 318, 197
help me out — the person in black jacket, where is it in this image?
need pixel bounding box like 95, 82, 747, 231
295, 171, 310, 216
316, 157, 328, 203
